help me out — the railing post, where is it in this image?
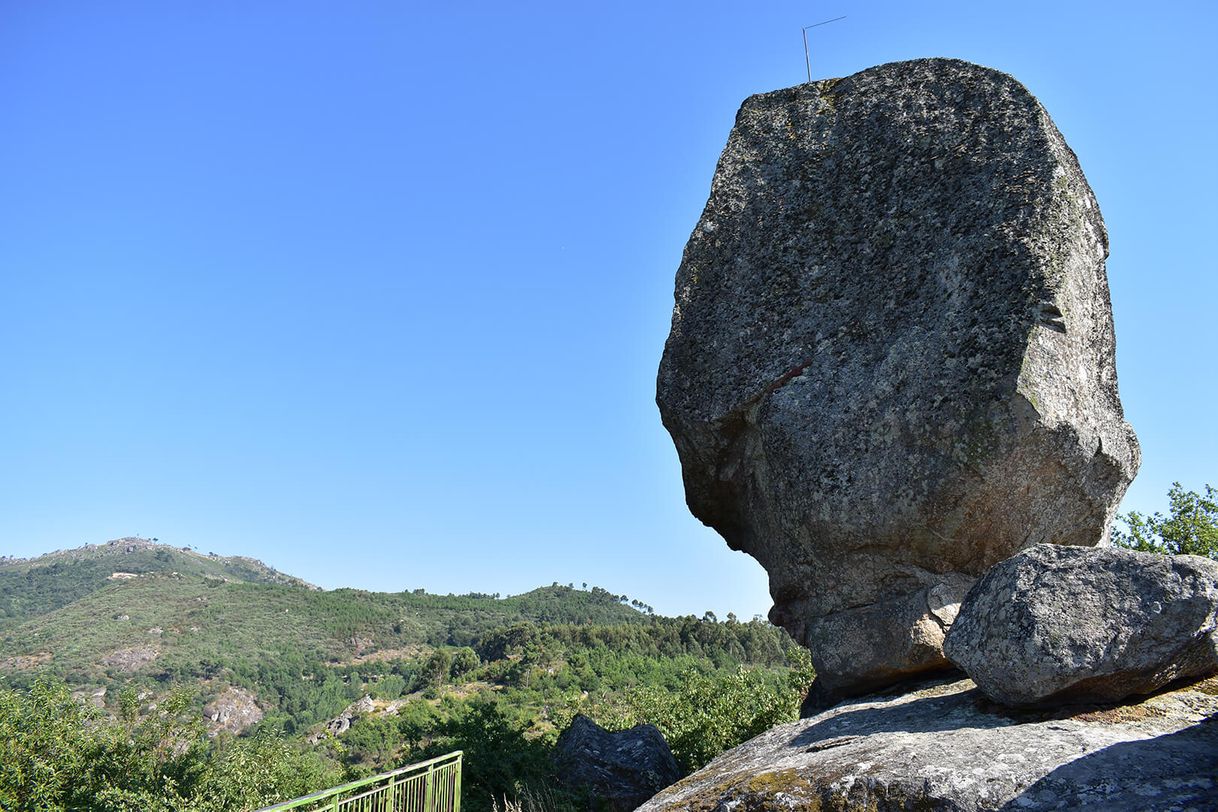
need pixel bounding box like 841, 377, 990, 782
423, 764, 435, 811
453, 755, 462, 812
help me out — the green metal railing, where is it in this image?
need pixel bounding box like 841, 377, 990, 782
254, 751, 462, 812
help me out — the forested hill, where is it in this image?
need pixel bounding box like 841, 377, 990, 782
0, 536, 653, 632
0, 537, 315, 628
0, 538, 669, 680
0, 538, 792, 694
0, 538, 806, 811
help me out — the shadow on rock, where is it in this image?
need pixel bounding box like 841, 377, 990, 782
999, 715, 1218, 810
790, 679, 1012, 747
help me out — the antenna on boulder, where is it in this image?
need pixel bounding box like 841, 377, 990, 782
802, 16, 846, 83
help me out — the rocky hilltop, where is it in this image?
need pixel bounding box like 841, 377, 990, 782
657, 57, 1139, 702
0, 536, 316, 591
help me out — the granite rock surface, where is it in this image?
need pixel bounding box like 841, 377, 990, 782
202, 686, 264, 737
638, 676, 1218, 811
945, 544, 1218, 706
656, 57, 1139, 699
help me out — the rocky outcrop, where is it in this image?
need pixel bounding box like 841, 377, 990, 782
100, 645, 158, 672
308, 695, 377, 742
553, 714, 682, 811
656, 57, 1139, 700
332, 694, 374, 735
945, 544, 1218, 706
203, 686, 264, 736
1, 651, 53, 670
638, 676, 1218, 811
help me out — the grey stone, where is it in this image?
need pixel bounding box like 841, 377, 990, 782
313, 694, 377, 741
656, 57, 1139, 700
100, 645, 158, 672
553, 714, 682, 811
637, 676, 1218, 811
202, 686, 264, 737
945, 544, 1218, 706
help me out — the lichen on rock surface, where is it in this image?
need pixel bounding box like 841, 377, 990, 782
656, 57, 1139, 701
945, 544, 1218, 706
637, 676, 1218, 811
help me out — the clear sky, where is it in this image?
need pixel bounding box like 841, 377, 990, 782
2, 1, 1214, 619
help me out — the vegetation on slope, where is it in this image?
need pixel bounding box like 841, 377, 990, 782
0, 538, 811, 811
0, 538, 313, 630
1, 678, 339, 812
6, 481, 1213, 812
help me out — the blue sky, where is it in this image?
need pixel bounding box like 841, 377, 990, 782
2, 1, 1214, 619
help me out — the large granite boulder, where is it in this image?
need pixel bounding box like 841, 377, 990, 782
656, 57, 1139, 701
638, 676, 1218, 811
553, 714, 682, 811
945, 544, 1218, 706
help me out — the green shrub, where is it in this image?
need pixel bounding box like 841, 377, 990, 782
1113, 483, 1218, 559
591, 649, 814, 772
0, 678, 340, 812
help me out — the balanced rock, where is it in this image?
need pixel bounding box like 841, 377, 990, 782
553, 714, 681, 811
656, 57, 1139, 700
638, 676, 1218, 811
945, 544, 1218, 706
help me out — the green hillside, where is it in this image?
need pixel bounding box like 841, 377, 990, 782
0, 539, 810, 811
0, 575, 651, 687
0, 539, 653, 688
0, 537, 314, 629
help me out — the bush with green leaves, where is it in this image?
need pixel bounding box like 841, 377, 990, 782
429, 699, 560, 808
371, 673, 408, 700
0, 678, 340, 812
589, 648, 814, 772
1112, 482, 1218, 560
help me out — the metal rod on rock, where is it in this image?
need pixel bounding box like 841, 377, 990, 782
802, 16, 846, 83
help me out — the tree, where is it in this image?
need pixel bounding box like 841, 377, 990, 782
424, 649, 454, 687
592, 649, 815, 772
0, 678, 337, 811
419, 699, 557, 811
450, 647, 480, 678
1112, 483, 1218, 560
373, 674, 408, 700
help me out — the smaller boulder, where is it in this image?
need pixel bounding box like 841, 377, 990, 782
553, 714, 681, 811
945, 544, 1218, 706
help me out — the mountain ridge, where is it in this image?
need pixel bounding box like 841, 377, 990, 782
0, 537, 664, 690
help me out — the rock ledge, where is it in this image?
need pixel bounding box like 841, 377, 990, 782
638, 676, 1218, 811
